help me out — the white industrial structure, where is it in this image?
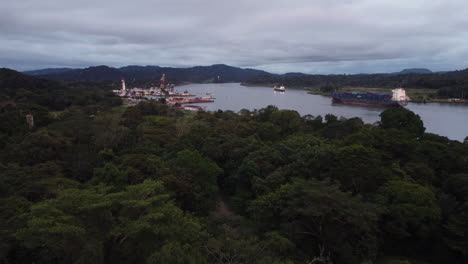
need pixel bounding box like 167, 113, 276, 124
392, 88, 410, 102
121, 78, 126, 91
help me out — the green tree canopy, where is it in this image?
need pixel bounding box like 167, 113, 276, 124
380, 108, 425, 137
250, 178, 380, 264
16, 180, 208, 264
374, 180, 441, 243
167, 150, 222, 213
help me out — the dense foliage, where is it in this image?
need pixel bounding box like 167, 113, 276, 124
1, 70, 468, 263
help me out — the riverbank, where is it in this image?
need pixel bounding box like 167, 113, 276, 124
305, 86, 467, 104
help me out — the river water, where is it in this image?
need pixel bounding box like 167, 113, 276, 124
177, 83, 468, 141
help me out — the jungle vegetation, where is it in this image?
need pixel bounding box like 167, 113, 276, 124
1, 69, 468, 264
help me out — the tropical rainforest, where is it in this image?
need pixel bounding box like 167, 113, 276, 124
1, 68, 468, 264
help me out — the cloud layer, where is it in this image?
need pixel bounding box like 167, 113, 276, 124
1, 0, 467, 73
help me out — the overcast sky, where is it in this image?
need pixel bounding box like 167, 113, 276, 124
1, 0, 467, 74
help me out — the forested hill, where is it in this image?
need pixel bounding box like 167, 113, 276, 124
0, 68, 74, 110
25, 64, 271, 83
0, 68, 121, 143
0, 68, 121, 110
246, 68, 468, 90
1, 68, 67, 96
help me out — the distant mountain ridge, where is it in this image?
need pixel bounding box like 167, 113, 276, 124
24, 64, 271, 83
393, 68, 433, 75
23, 65, 466, 87
23, 65, 447, 81
24, 68, 76, 76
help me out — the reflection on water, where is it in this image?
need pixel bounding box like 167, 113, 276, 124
177, 83, 468, 141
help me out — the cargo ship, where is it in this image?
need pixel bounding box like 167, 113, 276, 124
332, 88, 410, 107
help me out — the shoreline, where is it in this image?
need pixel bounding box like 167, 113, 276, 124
303, 87, 468, 105
189, 82, 467, 105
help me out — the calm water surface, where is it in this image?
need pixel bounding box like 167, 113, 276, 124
177, 83, 468, 141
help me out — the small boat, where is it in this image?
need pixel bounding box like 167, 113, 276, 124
274, 85, 286, 92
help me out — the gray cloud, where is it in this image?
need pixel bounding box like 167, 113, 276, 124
1, 0, 467, 73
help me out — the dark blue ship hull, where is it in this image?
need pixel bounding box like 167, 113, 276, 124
332, 91, 402, 107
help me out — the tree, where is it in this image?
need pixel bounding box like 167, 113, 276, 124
374, 180, 441, 246
15, 180, 208, 264
329, 144, 390, 194
231, 145, 285, 211
0, 196, 32, 262
257, 105, 279, 122
250, 178, 380, 264
0, 103, 28, 139
322, 117, 364, 139
167, 150, 222, 213
121, 106, 144, 129
414, 140, 461, 174
320, 84, 340, 93
380, 108, 425, 136
303, 115, 324, 131
93, 111, 131, 150
443, 174, 468, 202
270, 110, 303, 135
90, 163, 128, 189
204, 231, 294, 264
403, 162, 435, 185
256, 122, 281, 142
443, 201, 468, 259
4, 129, 72, 165
324, 114, 338, 124
441, 173, 468, 261
135, 115, 177, 154
0, 161, 78, 201
119, 154, 168, 184
368, 127, 417, 162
